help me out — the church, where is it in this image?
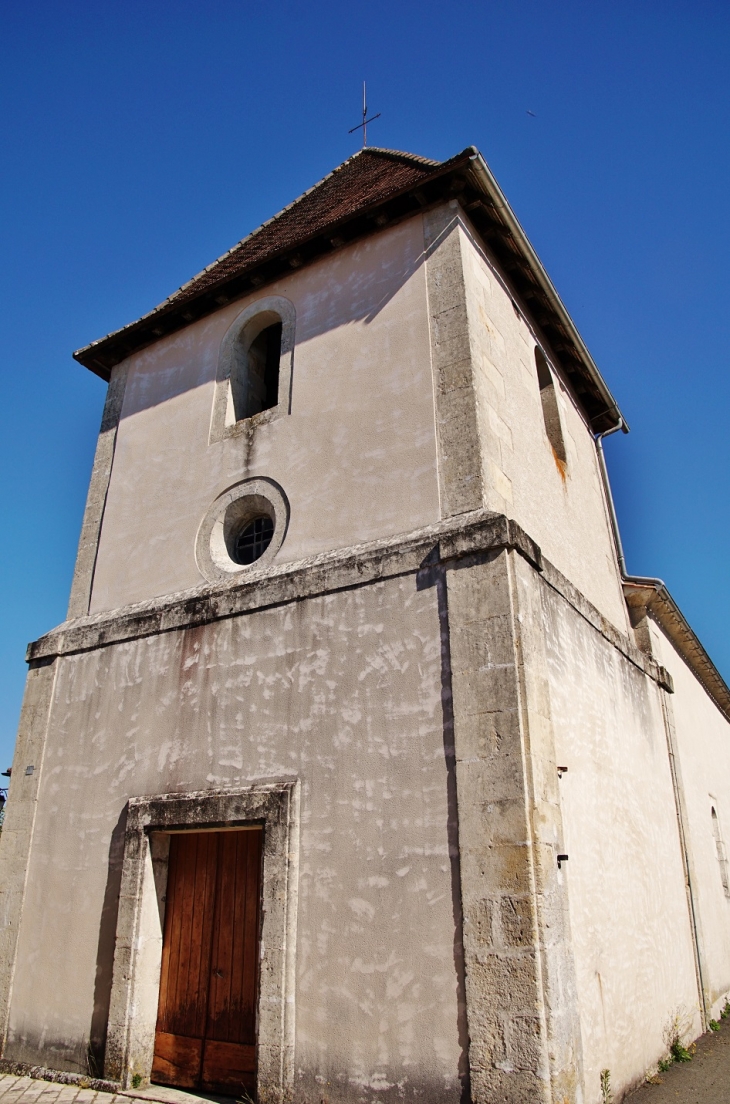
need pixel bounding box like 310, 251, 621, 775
0, 145, 728, 1104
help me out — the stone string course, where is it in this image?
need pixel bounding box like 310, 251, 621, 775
28, 508, 672, 697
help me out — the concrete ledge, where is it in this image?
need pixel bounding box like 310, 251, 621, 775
24, 506, 678, 698
122, 1086, 234, 1104
538, 559, 671, 692
27, 510, 540, 662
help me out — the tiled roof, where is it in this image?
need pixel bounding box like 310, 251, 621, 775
167, 148, 443, 308
74, 148, 455, 376
73, 144, 624, 433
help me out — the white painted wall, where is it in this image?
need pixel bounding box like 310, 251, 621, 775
648, 619, 730, 1017
543, 583, 702, 1101
90, 217, 439, 613
459, 216, 630, 632
6, 577, 466, 1102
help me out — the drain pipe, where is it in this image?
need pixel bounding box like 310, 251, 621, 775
595, 420, 627, 578
596, 421, 687, 592
594, 421, 709, 1025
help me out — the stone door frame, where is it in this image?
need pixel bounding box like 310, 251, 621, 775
104, 782, 300, 1104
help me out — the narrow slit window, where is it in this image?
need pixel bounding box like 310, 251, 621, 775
535, 347, 567, 466
711, 807, 730, 897
231, 319, 282, 422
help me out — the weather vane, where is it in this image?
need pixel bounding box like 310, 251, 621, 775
349, 82, 380, 147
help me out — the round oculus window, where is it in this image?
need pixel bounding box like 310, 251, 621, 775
232, 515, 275, 565
195, 478, 289, 583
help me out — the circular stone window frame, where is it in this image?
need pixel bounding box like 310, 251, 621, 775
196, 478, 290, 584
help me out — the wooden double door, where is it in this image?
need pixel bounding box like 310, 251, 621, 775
152, 828, 263, 1096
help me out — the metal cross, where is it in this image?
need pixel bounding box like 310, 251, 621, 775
349, 82, 381, 147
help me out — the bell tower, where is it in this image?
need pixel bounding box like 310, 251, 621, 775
2, 145, 725, 1104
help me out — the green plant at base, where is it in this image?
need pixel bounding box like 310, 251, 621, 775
600, 1068, 612, 1104
721, 999, 730, 1020
658, 1058, 672, 1073
131, 1074, 143, 1089
661, 1005, 694, 1068
709, 1019, 721, 1031
670, 1040, 693, 1063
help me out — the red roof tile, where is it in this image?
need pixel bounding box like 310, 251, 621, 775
168, 148, 442, 308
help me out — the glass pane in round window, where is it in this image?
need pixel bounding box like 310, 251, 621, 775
233, 516, 274, 565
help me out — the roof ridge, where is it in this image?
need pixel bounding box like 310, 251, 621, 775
353, 147, 441, 167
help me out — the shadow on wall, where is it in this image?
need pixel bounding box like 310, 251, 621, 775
117, 224, 431, 422
89, 805, 128, 1076
418, 544, 471, 1104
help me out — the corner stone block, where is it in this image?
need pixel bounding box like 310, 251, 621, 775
471, 1065, 548, 1104
500, 896, 537, 949
448, 706, 519, 763
424, 205, 484, 517
472, 898, 497, 946
508, 1015, 548, 1073
467, 952, 542, 1010
446, 549, 581, 1103
449, 611, 519, 670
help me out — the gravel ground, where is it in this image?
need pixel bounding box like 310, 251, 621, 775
627, 1013, 730, 1103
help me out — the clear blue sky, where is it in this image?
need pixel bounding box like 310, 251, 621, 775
1, 1, 728, 768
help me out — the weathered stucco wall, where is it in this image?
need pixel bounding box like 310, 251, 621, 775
543, 580, 702, 1100
90, 216, 439, 613
4, 575, 467, 1104
458, 214, 629, 632
5, 495, 730, 1104
648, 619, 730, 1018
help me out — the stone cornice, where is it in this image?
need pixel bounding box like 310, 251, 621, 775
28, 511, 537, 662
27, 510, 726, 719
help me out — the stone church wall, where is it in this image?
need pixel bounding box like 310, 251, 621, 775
3, 187, 729, 1104
2, 572, 467, 1102
648, 619, 730, 1016
2, 502, 728, 1104
539, 571, 702, 1096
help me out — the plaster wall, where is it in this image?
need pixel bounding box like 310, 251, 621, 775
541, 582, 701, 1101
458, 217, 629, 631
4, 575, 467, 1104
90, 216, 439, 613
648, 620, 730, 1016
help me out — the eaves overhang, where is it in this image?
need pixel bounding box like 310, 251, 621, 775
624, 580, 730, 723
73, 145, 625, 434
